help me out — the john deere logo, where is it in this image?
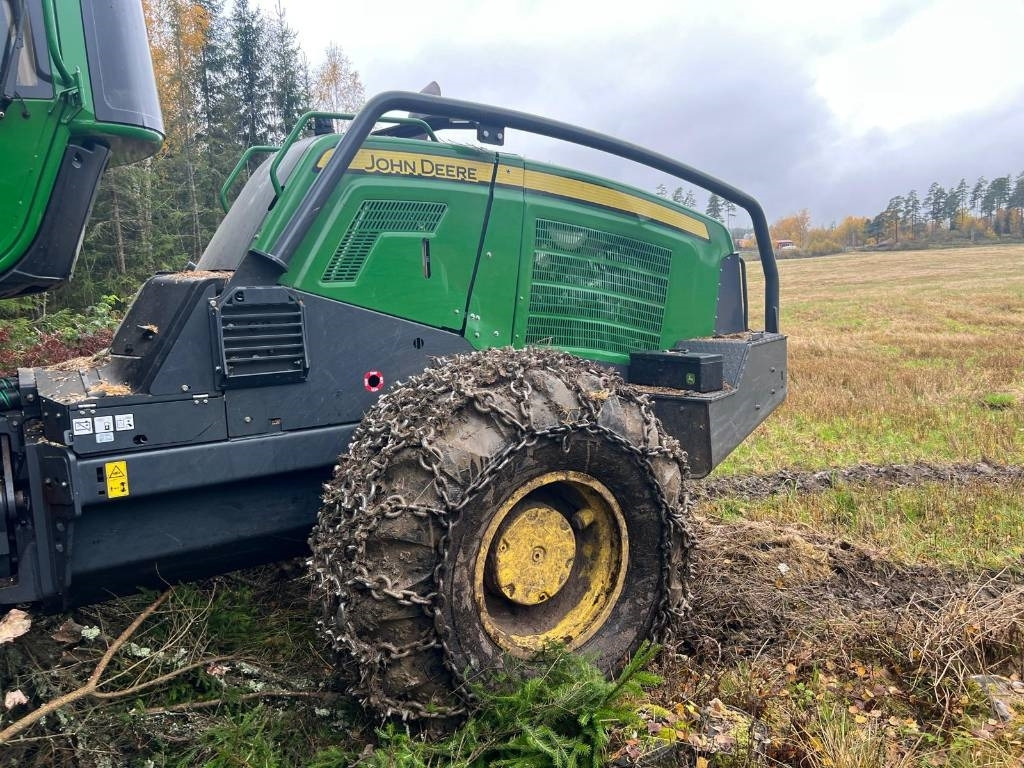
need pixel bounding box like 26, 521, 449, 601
685, 373, 696, 386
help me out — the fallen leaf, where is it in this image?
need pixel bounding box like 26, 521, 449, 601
4, 689, 28, 709
51, 619, 85, 645
0, 609, 31, 644
706, 698, 730, 718
713, 733, 737, 750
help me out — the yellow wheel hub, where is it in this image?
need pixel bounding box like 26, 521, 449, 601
493, 505, 576, 605
474, 471, 628, 657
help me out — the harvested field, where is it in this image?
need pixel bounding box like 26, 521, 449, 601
1, 244, 1023, 766
700, 459, 1024, 501
731, 244, 1024, 473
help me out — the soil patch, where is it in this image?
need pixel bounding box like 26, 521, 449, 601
697, 460, 1024, 501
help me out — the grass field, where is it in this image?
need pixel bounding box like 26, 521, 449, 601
1, 245, 1022, 766
728, 244, 1024, 473
689, 244, 1024, 767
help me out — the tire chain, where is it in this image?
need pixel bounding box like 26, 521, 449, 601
309, 347, 695, 720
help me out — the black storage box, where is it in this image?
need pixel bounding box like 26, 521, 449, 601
629, 350, 724, 393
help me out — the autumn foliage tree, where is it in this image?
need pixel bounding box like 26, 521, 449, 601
770, 210, 810, 247
313, 43, 366, 115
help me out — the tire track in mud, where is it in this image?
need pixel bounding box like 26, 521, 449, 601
695, 460, 1024, 502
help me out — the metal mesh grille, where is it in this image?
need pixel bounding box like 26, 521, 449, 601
321, 200, 447, 282
525, 220, 671, 355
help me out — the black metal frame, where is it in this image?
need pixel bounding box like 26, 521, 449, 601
268, 91, 781, 333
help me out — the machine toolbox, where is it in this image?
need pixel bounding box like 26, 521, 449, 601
629, 350, 724, 393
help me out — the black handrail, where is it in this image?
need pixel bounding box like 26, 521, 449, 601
268, 91, 780, 333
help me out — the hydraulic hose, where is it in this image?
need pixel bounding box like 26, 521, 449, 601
0, 378, 21, 410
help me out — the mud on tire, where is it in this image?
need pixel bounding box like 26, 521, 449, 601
309, 347, 693, 719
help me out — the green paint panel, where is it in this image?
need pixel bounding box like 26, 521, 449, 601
465, 156, 526, 347
0, 104, 68, 274
321, 200, 448, 283
277, 137, 732, 362
281, 140, 496, 331
1, 1, 162, 286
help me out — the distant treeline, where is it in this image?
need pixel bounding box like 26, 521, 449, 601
658, 174, 1024, 258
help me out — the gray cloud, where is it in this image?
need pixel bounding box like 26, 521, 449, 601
358, 22, 1022, 226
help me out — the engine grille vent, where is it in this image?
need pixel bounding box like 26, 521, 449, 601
215, 287, 308, 388
321, 200, 447, 283
525, 220, 671, 356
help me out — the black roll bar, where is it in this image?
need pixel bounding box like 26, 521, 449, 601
269, 91, 780, 333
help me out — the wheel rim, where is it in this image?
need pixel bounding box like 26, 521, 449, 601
474, 470, 629, 657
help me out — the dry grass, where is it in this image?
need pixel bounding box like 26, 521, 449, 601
659, 516, 1024, 766
728, 244, 1024, 473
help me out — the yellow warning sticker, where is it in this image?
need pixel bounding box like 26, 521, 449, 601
105, 461, 130, 499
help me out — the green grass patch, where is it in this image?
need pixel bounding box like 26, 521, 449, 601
981, 392, 1016, 409
707, 481, 1024, 573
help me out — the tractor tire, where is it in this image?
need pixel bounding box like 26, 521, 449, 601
309, 347, 693, 719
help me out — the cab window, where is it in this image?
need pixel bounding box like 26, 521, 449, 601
1, 1, 51, 99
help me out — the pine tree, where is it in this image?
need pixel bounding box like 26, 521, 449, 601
723, 199, 737, 229
925, 183, 946, 229
943, 188, 961, 230
885, 196, 904, 242
954, 178, 968, 226
1009, 172, 1024, 236
970, 177, 987, 215
228, 0, 271, 146
682, 189, 697, 208
902, 190, 920, 237
195, 0, 229, 142
705, 194, 723, 222
268, 1, 308, 141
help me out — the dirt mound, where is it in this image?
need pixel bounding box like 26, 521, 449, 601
679, 518, 1023, 709
697, 460, 1024, 501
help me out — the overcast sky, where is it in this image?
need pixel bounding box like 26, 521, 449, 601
260, 0, 1023, 226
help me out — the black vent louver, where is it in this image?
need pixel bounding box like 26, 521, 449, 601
213, 286, 309, 388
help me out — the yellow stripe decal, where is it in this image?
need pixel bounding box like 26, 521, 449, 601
315, 147, 709, 240
519, 167, 710, 240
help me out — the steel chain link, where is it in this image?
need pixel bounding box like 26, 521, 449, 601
309, 347, 694, 720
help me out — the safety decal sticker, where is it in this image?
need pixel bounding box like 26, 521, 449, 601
72, 413, 136, 439
104, 460, 130, 499
363, 371, 384, 393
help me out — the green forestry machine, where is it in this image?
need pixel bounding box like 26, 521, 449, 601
1, 0, 785, 717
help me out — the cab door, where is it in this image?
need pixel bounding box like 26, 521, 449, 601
0, 1, 63, 278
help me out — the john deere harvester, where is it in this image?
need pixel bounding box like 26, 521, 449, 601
1, 0, 785, 716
